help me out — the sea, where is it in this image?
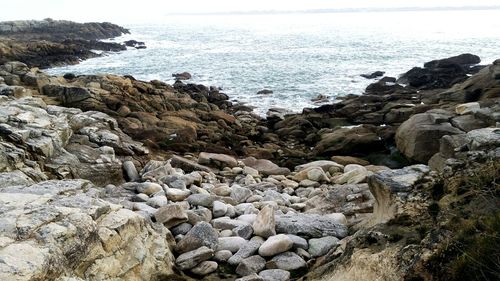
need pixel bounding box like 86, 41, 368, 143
46, 9, 500, 115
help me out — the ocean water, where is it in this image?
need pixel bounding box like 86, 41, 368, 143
47, 10, 500, 115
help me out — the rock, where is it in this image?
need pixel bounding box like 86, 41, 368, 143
257, 89, 273, 95
275, 213, 348, 238
170, 155, 212, 173
171, 223, 192, 236
166, 188, 191, 202
259, 269, 291, 281
236, 274, 265, 281
217, 237, 248, 253
135, 182, 163, 195
306, 167, 329, 182
214, 250, 233, 262
467, 128, 500, 150
175, 222, 218, 254
396, 111, 464, 163
187, 193, 218, 208
330, 156, 369, 166
253, 205, 276, 238
360, 71, 385, 79
455, 102, 480, 115
244, 166, 260, 177
334, 164, 368, 184
228, 239, 263, 265
146, 195, 169, 208
198, 152, 238, 168
191, 260, 218, 276
308, 236, 339, 257
154, 204, 188, 228
176, 246, 214, 270
212, 217, 251, 230
286, 235, 308, 250
236, 255, 266, 276
242, 157, 290, 176
234, 224, 254, 240
212, 200, 228, 218
258, 234, 294, 257
231, 185, 253, 203
172, 72, 192, 80
313, 126, 384, 156
122, 160, 139, 182
311, 94, 329, 103
212, 184, 232, 196
267, 251, 307, 271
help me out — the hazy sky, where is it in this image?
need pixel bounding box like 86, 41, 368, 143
1, 0, 498, 23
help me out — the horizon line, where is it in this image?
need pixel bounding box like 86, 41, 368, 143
165, 5, 500, 16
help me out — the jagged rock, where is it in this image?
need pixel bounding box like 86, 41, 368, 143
176, 246, 214, 270
234, 224, 254, 240
231, 185, 253, 203
236, 255, 266, 276
236, 273, 265, 281
154, 204, 188, 228
175, 222, 218, 254
253, 205, 276, 238
275, 214, 348, 238
228, 239, 263, 266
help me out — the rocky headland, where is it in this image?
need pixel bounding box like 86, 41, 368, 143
0, 19, 144, 68
0, 22, 499, 281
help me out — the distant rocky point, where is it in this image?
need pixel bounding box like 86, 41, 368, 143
0, 19, 142, 68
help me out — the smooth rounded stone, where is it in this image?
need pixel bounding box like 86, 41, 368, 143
187, 207, 213, 224
132, 202, 157, 217
290, 203, 306, 211
191, 260, 218, 276
146, 196, 169, 208
198, 152, 238, 168
258, 269, 291, 281
334, 164, 368, 184
243, 166, 260, 177
258, 234, 293, 257
306, 167, 329, 182
232, 167, 244, 174
228, 239, 263, 266
299, 179, 320, 187
166, 188, 191, 202
122, 160, 139, 182
267, 251, 306, 271
231, 185, 253, 203
253, 205, 276, 238
175, 221, 218, 254
236, 255, 266, 276
330, 156, 370, 166
187, 193, 218, 207
131, 193, 149, 202
212, 217, 251, 230
214, 250, 233, 262
176, 246, 214, 270
212, 184, 232, 196
213, 200, 228, 218
246, 194, 264, 203
220, 229, 234, 237
154, 204, 188, 228
135, 182, 163, 195
286, 234, 308, 250
235, 273, 265, 281
296, 248, 311, 260
234, 224, 254, 240
171, 223, 193, 236
455, 102, 480, 115
295, 160, 344, 173
217, 236, 248, 253
308, 236, 339, 257
238, 214, 258, 225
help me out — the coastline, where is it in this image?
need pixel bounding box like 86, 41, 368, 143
0, 19, 499, 281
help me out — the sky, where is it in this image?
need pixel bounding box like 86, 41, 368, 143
1, 0, 499, 23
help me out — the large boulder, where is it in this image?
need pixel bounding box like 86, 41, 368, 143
396, 110, 463, 163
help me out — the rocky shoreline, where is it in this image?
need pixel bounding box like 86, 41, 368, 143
0, 19, 144, 68
0, 21, 499, 281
